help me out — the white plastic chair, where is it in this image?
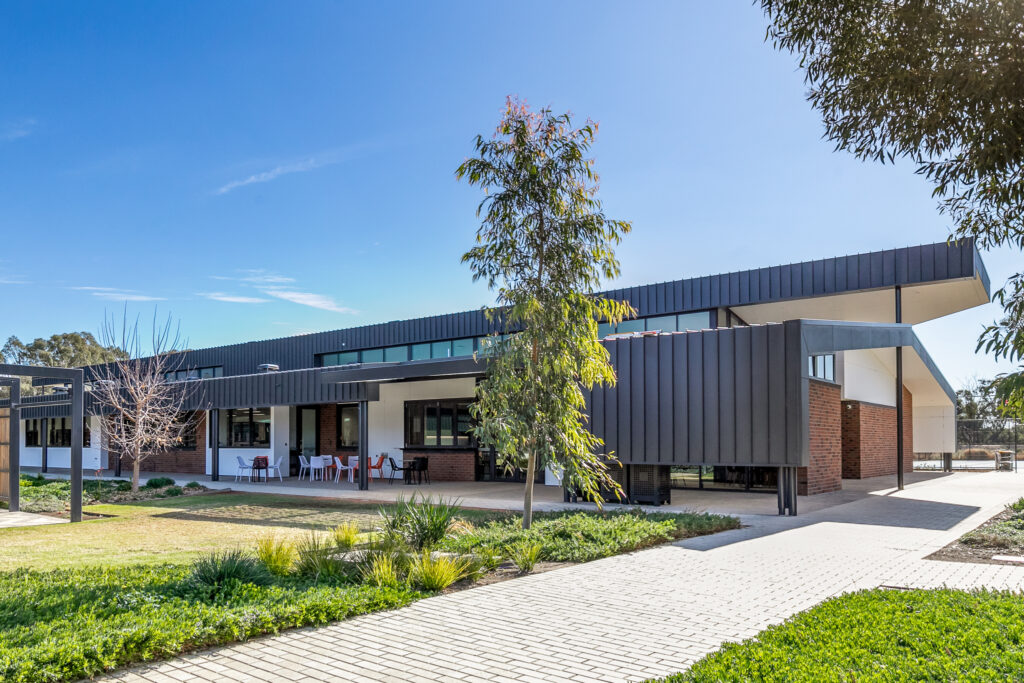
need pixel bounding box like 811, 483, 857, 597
298, 455, 310, 481
333, 456, 351, 483
308, 455, 325, 481
265, 455, 283, 482
235, 456, 252, 482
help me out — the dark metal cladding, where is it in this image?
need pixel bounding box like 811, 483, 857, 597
78, 239, 985, 379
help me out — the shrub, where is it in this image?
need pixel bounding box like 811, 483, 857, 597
1008, 497, 1024, 513
116, 480, 132, 492
255, 536, 296, 576
379, 495, 463, 550
184, 481, 202, 489
164, 486, 184, 497
333, 521, 361, 551
295, 533, 352, 582
362, 554, 403, 588
475, 546, 504, 571
189, 549, 270, 590
409, 551, 471, 591
506, 542, 544, 573
144, 477, 176, 489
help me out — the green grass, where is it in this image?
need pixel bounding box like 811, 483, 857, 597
651, 588, 1024, 682
439, 509, 740, 563
0, 563, 420, 683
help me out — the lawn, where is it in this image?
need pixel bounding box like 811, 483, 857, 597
651, 588, 1024, 682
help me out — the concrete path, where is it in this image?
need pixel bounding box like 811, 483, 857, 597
0, 510, 67, 528
102, 471, 1024, 683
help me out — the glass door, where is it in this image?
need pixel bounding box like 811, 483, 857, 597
296, 407, 319, 475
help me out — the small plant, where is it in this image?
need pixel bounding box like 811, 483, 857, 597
164, 486, 184, 497
295, 532, 351, 582
362, 554, 403, 588
189, 549, 270, 589
475, 546, 505, 571
379, 495, 463, 550
409, 551, 471, 591
255, 535, 296, 576
333, 521, 361, 551
506, 542, 543, 573
184, 481, 202, 489
116, 480, 132, 492
144, 477, 175, 489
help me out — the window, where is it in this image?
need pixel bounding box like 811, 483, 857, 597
336, 404, 359, 448
165, 366, 222, 382
384, 345, 408, 362
430, 341, 452, 358
808, 354, 835, 382
411, 343, 431, 361
25, 419, 40, 447
173, 413, 197, 449
361, 348, 384, 363
676, 312, 710, 331
220, 407, 272, 447
48, 418, 72, 447
598, 312, 712, 338
451, 338, 474, 357
404, 399, 475, 448
645, 315, 677, 332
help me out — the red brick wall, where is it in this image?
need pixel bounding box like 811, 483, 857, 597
138, 411, 207, 474
402, 450, 476, 482
798, 380, 843, 495
841, 386, 914, 479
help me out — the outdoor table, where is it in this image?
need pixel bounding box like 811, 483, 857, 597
251, 456, 268, 483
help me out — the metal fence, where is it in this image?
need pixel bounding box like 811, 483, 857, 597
915, 418, 1020, 472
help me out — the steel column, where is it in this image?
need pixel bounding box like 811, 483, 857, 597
8, 381, 20, 513
358, 400, 369, 491
40, 417, 48, 473
895, 286, 905, 491
210, 409, 220, 481
70, 376, 84, 523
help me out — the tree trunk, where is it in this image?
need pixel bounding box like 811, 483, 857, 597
131, 450, 141, 492
522, 449, 537, 529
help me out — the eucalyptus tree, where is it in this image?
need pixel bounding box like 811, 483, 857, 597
458, 98, 634, 528
760, 0, 1024, 401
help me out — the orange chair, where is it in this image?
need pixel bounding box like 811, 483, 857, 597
369, 454, 386, 479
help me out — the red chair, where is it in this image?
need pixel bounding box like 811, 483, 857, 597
369, 454, 386, 479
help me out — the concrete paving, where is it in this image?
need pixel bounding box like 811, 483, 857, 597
0, 510, 67, 528
101, 470, 1024, 683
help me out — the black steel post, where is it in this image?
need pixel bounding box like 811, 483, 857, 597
777, 467, 784, 515
70, 375, 84, 523
40, 417, 48, 473
358, 400, 369, 491
790, 468, 798, 516
895, 286, 905, 491
210, 409, 220, 481
1015, 418, 1019, 473
8, 381, 20, 513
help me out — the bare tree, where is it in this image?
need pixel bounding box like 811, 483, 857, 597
91, 309, 198, 491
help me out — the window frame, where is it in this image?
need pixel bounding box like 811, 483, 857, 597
335, 403, 360, 449
404, 398, 476, 449
220, 407, 272, 448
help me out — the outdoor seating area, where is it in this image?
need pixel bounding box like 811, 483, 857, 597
232, 453, 433, 486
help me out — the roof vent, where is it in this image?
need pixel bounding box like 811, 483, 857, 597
257, 363, 280, 373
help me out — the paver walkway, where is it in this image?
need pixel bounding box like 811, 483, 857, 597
0, 510, 67, 528
105, 471, 1024, 683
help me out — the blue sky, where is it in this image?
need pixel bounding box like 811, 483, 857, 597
0, 2, 1016, 387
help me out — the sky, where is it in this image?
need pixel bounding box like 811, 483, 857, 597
0, 1, 1017, 388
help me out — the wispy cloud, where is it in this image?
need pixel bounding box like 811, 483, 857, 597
1, 118, 35, 142
211, 270, 295, 285
216, 158, 329, 195
199, 291, 269, 304
262, 288, 357, 314
70, 286, 165, 302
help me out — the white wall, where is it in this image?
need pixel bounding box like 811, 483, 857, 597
913, 404, 956, 453
19, 416, 104, 470
837, 349, 896, 406
205, 407, 290, 477
368, 378, 477, 466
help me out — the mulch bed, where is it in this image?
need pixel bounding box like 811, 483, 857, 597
927, 506, 1024, 566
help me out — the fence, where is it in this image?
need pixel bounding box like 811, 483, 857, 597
916, 418, 1021, 472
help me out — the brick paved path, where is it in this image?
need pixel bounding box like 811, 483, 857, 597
104, 472, 1024, 683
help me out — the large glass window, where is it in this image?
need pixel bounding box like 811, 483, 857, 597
677, 312, 709, 331
411, 343, 431, 361
384, 345, 408, 362
48, 418, 71, 447
405, 399, 476, 448
431, 341, 452, 358
451, 338, 474, 357
336, 404, 359, 448
645, 315, 677, 332
361, 348, 384, 363
165, 366, 223, 382
25, 419, 40, 447
221, 407, 272, 447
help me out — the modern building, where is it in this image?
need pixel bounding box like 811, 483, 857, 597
11, 239, 989, 511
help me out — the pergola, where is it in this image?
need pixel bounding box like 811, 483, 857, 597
0, 364, 85, 522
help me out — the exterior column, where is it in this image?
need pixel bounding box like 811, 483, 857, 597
70, 376, 84, 523
895, 285, 905, 491
40, 417, 48, 473
8, 381, 20, 513
210, 409, 220, 481
358, 400, 369, 491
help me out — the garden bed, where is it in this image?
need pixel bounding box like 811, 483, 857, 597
649, 588, 1024, 682
4, 475, 208, 516
928, 496, 1024, 565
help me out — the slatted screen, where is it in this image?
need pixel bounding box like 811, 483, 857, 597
0, 407, 9, 502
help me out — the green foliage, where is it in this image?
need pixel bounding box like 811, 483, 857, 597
760, 0, 1024, 405
0, 563, 420, 682
16, 476, 137, 513
409, 551, 471, 591
361, 554, 403, 589
651, 588, 1024, 682
458, 97, 634, 526
379, 495, 463, 550
961, 501, 1024, 551
505, 542, 543, 573
294, 533, 352, 583
144, 477, 175, 489
254, 536, 296, 576
184, 481, 202, 489
1008, 497, 1024, 513
474, 546, 504, 571
189, 549, 270, 591
164, 486, 183, 497
332, 521, 361, 551
116, 480, 132, 492
440, 509, 739, 563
